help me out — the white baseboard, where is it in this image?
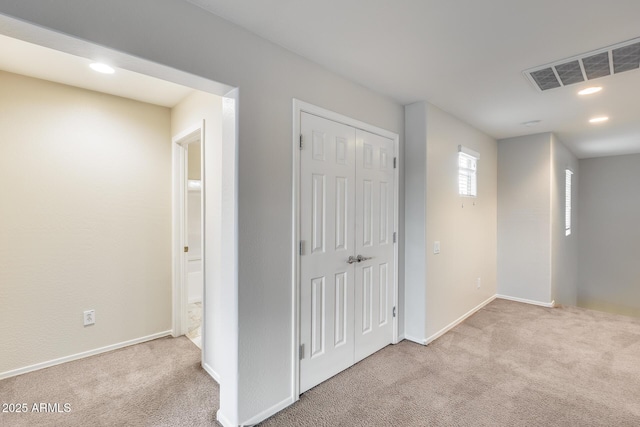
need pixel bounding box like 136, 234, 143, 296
203, 362, 220, 384
216, 409, 235, 427
496, 294, 555, 308
404, 334, 428, 345
241, 395, 295, 426
217, 395, 295, 427
423, 295, 496, 345
0, 330, 172, 380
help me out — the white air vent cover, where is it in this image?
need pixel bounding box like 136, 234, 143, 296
524, 38, 640, 92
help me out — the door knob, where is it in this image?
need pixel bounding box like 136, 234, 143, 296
347, 255, 358, 264
356, 255, 372, 262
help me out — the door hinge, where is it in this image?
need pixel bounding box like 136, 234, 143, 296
299, 240, 305, 256
393, 232, 397, 243
299, 343, 305, 360
393, 306, 396, 318
393, 157, 397, 169
299, 134, 303, 149
184, 246, 189, 253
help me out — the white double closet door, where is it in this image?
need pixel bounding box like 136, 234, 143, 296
300, 112, 395, 393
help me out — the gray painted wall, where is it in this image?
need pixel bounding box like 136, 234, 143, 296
404, 102, 497, 343
578, 154, 640, 317
551, 135, 579, 306
424, 104, 497, 338
403, 102, 427, 342
497, 132, 579, 306
0, 1, 404, 424
498, 133, 553, 304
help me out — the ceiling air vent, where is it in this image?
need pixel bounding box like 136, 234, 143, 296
530, 67, 561, 90
582, 52, 610, 79
555, 60, 584, 85
524, 37, 640, 92
613, 42, 640, 73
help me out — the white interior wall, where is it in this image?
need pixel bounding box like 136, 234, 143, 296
550, 135, 579, 306
403, 102, 427, 342
424, 104, 497, 339
497, 132, 578, 307
404, 102, 497, 343
171, 90, 223, 381
0, 2, 404, 425
497, 133, 553, 304
0, 70, 172, 376
577, 154, 640, 317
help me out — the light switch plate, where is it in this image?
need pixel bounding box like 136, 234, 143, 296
433, 241, 440, 254
84, 309, 95, 326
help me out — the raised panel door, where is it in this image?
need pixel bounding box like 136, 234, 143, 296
300, 112, 356, 392
354, 129, 395, 362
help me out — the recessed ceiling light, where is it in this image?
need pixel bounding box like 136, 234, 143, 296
89, 63, 115, 74
578, 87, 602, 96
522, 120, 541, 127
589, 116, 609, 124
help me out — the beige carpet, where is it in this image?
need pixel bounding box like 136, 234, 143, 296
2, 299, 640, 426
264, 299, 640, 426
0, 336, 218, 427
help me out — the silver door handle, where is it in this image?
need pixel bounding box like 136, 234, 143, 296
347, 255, 358, 264
356, 255, 372, 262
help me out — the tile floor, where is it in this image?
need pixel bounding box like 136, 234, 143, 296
186, 301, 202, 349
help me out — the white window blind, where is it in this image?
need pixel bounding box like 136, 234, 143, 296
458, 146, 479, 197
565, 169, 573, 236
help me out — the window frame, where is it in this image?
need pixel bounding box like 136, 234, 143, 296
458, 145, 479, 198
565, 169, 573, 236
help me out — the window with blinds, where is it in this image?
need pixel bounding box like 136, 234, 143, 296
458, 146, 479, 197
565, 169, 573, 236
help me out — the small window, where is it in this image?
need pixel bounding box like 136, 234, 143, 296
458, 145, 479, 197
565, 169, 573, 236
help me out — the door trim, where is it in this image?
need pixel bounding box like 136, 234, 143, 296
292, 99, 400, 399
172, 122, 205, 340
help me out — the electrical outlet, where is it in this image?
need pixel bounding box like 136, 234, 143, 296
84, 310, 95, 326
476, 278, 481, 289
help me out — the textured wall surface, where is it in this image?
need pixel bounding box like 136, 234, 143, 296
497, 133, 552, 304
0, 1, 404, 423
550, 135, 579, 306
404, 102, 497, 342
0, 70, 172, 374
424, 104, 497, 338
578, 154, 640, 317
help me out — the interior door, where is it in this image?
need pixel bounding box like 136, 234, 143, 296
353, 129, 395, 361
299, 112, 356, 393
299, 112, 395, 393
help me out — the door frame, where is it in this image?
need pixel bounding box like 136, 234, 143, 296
291, 99, 400, 399
172, 121, 205, 344
0, 13, 241, 423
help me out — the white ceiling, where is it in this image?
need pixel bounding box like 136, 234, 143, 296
0, 34, 194, 108
187, 0, 640, 158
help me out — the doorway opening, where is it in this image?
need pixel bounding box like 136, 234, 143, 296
172, 125, 204, 350
0, 19, 238, 404
186, 140, 204, 348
